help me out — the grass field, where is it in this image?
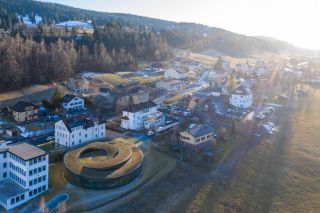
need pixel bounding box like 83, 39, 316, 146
178, 86, 320, 213
93, 74, 129, 86
131, 76, 163, 84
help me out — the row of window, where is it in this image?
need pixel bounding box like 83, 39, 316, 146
29, 185, 46, 198
29, 175, 46, 186
195, 135, 212, 143
9, 162, 26, 177
29, 165, 46, 176
10, 172, 26, 187
9, 153, 26, 166
69, 101, 83, 106
10, 194, 25, 206
29, 156, 46, 166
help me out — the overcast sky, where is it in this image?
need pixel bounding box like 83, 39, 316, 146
44, 0, 320, 49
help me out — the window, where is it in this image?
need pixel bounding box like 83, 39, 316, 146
3, 162, 6, 168
3, 153, 6, 158
3, 172, 7, 178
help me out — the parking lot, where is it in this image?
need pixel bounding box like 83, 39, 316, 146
209, 97, 250, 121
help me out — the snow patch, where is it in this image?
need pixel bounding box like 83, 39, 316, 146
56, 20, 93, 29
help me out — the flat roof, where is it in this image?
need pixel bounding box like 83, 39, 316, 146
8, 143, 46, 161
0, 179, 27, 201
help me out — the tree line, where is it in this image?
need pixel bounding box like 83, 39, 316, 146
0, 34, 138, 91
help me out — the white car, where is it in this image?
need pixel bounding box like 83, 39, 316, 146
46, 136, 55, 141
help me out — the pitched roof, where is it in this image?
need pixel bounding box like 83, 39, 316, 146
233, 85, 251, 95
8, 143, 47, 161
61, 94, 79, 103
124, 101, 157, 113
187, 125, 214, 138
12, 101, 38, 112
61, 117, 96, 132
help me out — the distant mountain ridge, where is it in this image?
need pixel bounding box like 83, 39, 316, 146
0, 0, 310, 57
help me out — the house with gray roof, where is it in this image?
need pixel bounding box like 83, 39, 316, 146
12, 101, 39, 123
179, 125, 215, 150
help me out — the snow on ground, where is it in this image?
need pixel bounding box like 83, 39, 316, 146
56, 20, 93, 29
17, 14, 42, 27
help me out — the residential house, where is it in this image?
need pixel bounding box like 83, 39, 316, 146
156, 79, 186, 92
229, 85, 253, 108
0, 142, 48, 210
54, 117, 106, 148
179, 125, 215, 150
60, 94, 85, 112
12, 102, 39, 123
67, 77, 89, 93
120, 102, 165, 130
111, 85, 151, 111
164, 68, 187, 80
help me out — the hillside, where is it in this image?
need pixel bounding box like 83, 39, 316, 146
0, 0, 309, 58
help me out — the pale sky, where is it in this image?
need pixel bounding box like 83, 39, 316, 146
44, 0, 320, 49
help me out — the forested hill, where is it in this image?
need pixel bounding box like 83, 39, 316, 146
0, 0, 309, 91
0, 0, 305, 57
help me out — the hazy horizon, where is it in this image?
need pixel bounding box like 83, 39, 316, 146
41, 0, 320, 50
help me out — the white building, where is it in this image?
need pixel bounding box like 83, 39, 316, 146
120, 102, 165, 130
229, 85, 253, 109
156, 79, 186, 92
55, 117, 106, 148
164, 68, 187, 80
67, 77, 89, 93
60, 94, 85, 112
0, 142, 48, 210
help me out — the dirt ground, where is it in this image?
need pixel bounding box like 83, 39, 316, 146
115, 86, 320, 213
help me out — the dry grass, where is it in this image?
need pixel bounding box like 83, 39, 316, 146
131, 76, 163, 84
180, 86, 320, 213
93, 74, 129, 86
0, 84, 54, 106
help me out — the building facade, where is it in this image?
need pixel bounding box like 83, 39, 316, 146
12, 102, 39, 123
67, 78, 89, 93
120, 102, 165, 130
55, 117, 106, 148
60, 94, 85, 112
0, 142, 48, 210
156, 79, 186, 92
164, 68, 187, 80
229, 85, 253, 109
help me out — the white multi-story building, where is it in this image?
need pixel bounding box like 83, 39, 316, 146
67, 77, 89, 93
55, 117, 106, 147
0, 142, 48, 210
164, 68, 187, 80
229, 85, 253, 109
120, 102, 165, 130
60, 94, 85, 112
156, 79, 186, 92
